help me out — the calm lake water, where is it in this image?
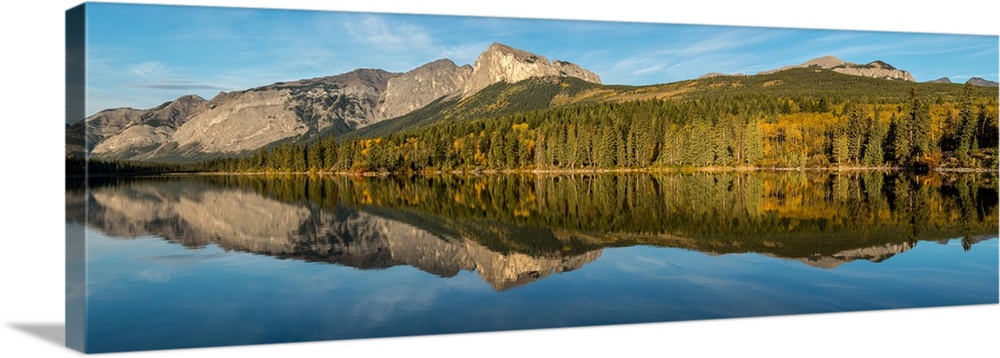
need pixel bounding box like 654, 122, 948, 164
66, 171, 999, 353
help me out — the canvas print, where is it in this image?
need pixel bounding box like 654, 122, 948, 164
65, 2, 999, 354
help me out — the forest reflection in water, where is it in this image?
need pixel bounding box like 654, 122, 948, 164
68, 170, 999, 290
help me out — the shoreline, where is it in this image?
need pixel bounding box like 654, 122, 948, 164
155, 165, 999, 177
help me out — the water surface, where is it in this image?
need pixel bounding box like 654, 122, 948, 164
67, 172, 999, 353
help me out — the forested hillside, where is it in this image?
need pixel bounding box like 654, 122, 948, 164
78, 68, 998, 174
186, 68, 997, 173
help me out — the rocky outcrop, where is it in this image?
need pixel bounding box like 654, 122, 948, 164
377, 43, 601, 120
89, 95, 207, 160
967, 77, 999, 87
65, 107, 144, 158
376, 59, 473, 120
146, 69, 398, 160
463, 42, 601, 96
832, 60, 914, 81
762, 56, 914, 81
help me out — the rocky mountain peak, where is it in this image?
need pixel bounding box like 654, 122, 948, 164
485, 42, 542, 62
87, 94, 210, 159
174, 94, 207, 103
331, 68, 399, 92
376, 59, 473, 120
927, 77, 953, 84
802, 56, 847, 69
865, 60, 896, 70
376, 43, 600, 120
463, 42, 601, 96
261, 68, 399, 93
763, 55, 914, 82
967, 77, 999, 87
148, 95, 208, 125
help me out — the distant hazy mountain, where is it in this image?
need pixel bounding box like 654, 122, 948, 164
761, 56, 915, 81
927, 77, 952, 84
967, 77, 999, 87
697, 72, 744, 79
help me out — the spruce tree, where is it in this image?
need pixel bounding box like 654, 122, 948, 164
862, 109, 887, 167
956, 82, 976, 165
846, 103, 869, 163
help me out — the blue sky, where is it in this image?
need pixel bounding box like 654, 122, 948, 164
82, 2, 998, 118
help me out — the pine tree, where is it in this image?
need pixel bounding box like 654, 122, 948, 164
712, 115, 734, 166
956, 82, 976, 165
846, 103, 869, 163
833, 125, 850, 166
688, 120, 713, 166
907, 88, 932, 164
489, 130, 506, 169
566, 124, 579, 168
661, 123, 681, 166
743, 118, 763, 166
307, 144, 322, 171
596, 122, 616, 168
862, 109, 886, 166
975, 103, 998, 151
322, 137, 338, 170
888, 113, 909, 165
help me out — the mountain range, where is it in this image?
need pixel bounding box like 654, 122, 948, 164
66, 43, 995, 162
758, 55, 916, 81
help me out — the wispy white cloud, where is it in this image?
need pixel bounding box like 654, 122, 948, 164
633, 64, 667, 75
341, 15, 488, 69
344, 15, 434, 53
597, 28, 792, 83
127, 61, 170, 78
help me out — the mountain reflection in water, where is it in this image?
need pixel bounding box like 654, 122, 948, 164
68, 171, 998, 290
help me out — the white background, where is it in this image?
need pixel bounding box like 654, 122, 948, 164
1, 1, 997, 357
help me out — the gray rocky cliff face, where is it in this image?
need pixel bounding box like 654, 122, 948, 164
164, 88, 305, 156
376, 59, 473, 120
832, 65, 914, 82
65, 107, 145, 158
147, 69, 398, 159
462, 42, 601, 97
89, 95, 207, 160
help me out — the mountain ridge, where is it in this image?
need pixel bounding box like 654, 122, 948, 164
761, 55, 915, 81
70, 48, 990, 163
71, 43, 602, 161
967, 77, 999, 87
